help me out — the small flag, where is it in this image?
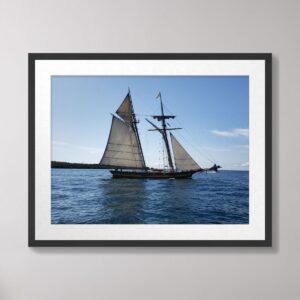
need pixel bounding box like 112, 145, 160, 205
156, 92, 161, 99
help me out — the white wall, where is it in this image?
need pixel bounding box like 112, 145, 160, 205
0, 0, 299, 299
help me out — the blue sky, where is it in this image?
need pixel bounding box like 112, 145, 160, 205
51, 76, 249, 170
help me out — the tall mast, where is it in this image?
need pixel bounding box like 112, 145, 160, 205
128, 89, 147, 170
158, 93, 174, 171
146, 92, 181, 171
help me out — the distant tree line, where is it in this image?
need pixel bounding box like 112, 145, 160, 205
51, 161, 101, 169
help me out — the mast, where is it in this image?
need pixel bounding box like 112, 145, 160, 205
128, 89, 147, 170
158, 93, 174, 171
146, 92, 181, 171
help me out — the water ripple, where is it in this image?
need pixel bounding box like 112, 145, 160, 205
51, 169, 249, 224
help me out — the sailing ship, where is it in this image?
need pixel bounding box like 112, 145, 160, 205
99, 91, 221, 179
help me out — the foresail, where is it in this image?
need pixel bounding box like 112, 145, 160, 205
116, 93, 133, 124
170, 133, 200, 171
100, 116, 144, 169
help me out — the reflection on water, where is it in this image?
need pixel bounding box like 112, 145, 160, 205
97, 178, 148, 223
51, 169, 249, 224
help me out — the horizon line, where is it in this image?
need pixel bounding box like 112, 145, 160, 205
51, 161, 249, 171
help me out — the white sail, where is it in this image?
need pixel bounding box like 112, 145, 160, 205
116, 94, 133, 124
170, 133, 200, 171
100, 116, 144, 169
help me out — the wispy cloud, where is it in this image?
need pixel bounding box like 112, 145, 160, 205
211, 128, 249, 138
241, 161, 249, 167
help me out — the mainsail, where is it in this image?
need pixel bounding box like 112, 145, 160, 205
99, 116, 145, 169
170, 133, 200, 171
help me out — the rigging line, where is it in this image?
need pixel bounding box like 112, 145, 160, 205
178, 133, 216, 163
183, 130, 217, 163
162, 103, 217, 164
132, 91, 163, 120
165, 102, 218, 164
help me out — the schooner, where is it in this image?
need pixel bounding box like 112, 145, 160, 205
99, 91, 220, 179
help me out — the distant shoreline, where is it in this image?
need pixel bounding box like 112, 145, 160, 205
51, 161, 248, 171
51, 161, 101, 169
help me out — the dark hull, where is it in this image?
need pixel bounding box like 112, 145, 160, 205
110, 170, 199, 179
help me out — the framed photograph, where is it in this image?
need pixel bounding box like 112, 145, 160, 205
29, 53, 272, 246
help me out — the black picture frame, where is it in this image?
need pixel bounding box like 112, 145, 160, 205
29, 53, 272, 247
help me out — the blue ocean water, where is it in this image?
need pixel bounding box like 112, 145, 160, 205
51, 169, 249, 224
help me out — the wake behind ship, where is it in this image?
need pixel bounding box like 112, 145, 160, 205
99, 91, 220, 179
